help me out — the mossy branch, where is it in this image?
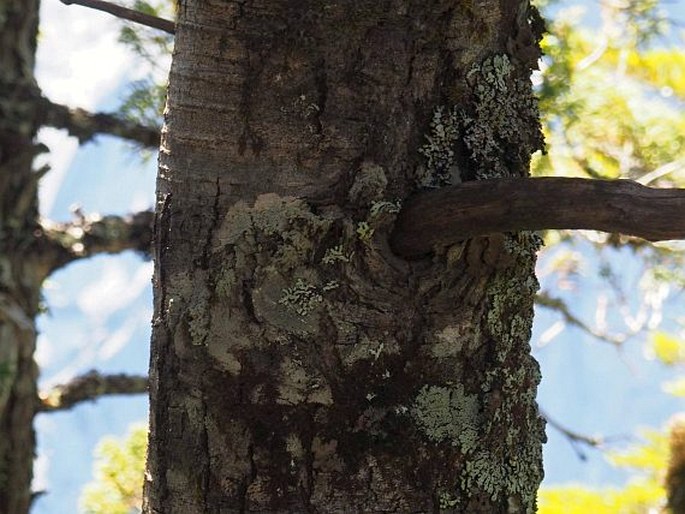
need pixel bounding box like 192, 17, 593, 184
38, 210, 153, 276
38, 371, 148, 412
38, 97, 161, 148
391, 177, 685, 258
60, 0, 175, 34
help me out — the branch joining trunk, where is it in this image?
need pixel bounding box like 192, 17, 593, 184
391, 177, 685, 258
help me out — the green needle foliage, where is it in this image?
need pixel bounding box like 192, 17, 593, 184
117, 1, 175, 131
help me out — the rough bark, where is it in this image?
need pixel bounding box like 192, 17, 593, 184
145, 1, 546, 512
0, 1, 41, 511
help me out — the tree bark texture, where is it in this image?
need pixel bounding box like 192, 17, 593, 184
0, 1, 42, 512
146, 1, 546, 512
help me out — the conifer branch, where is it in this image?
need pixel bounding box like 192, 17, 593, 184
38, 97, 161, 148
38, 210, 153, 276
38, 371, 148, 412
60, 0, 175, 34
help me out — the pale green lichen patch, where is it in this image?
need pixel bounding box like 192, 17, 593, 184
457, 229, 544, 509
252, 270, 322, 334
369, 199, 401, 218
418, 54, 543, 188
212, 193, 334, 273
460, 444, 543, 508
285, 433, 304, 460
438, 490, 459, 509
187, 285, 211, 346
322, 244, 353, 265
211, 193, 342, 335
355, 221, 374, 243
462, 54, 544, 179
417, 105, 462, 187
214, 263, 237, 298
411, 384, 480, 453
322, 280, 339, 292
279, 278, 323, 317
485, 232, 541, 361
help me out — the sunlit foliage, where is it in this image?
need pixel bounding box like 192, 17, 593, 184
538, 427, 674, 513
534, 0, 685, 507
79, 424, 147, 514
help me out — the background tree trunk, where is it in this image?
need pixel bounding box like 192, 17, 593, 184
0, 1, 41, 512
145, 1, 547, 512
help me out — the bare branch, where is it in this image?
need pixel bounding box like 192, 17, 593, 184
60, 0, 175, 34
38, 371, 148, 412
535, 291, 627, 346
37, 210, 153, 276
540, 408, 605, 461
391, 177, 685, 258
37, 96, 160, 148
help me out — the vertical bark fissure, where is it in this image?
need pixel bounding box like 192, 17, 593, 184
146, 0, 546, 512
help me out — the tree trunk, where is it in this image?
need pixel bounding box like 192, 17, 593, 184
145, 1, 546, 512
0, 1, 41, 512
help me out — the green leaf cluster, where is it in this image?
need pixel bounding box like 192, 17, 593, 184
79, 424, 147, 514
533, 0, 685, 185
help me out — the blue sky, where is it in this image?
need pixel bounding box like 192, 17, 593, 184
31, 0, 685, 512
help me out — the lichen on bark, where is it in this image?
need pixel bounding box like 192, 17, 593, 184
146, 0, 548, 511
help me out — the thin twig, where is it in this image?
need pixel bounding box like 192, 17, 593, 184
60, 0, 175, 34
535, 291, 628, 346
540, 408, 605, 461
